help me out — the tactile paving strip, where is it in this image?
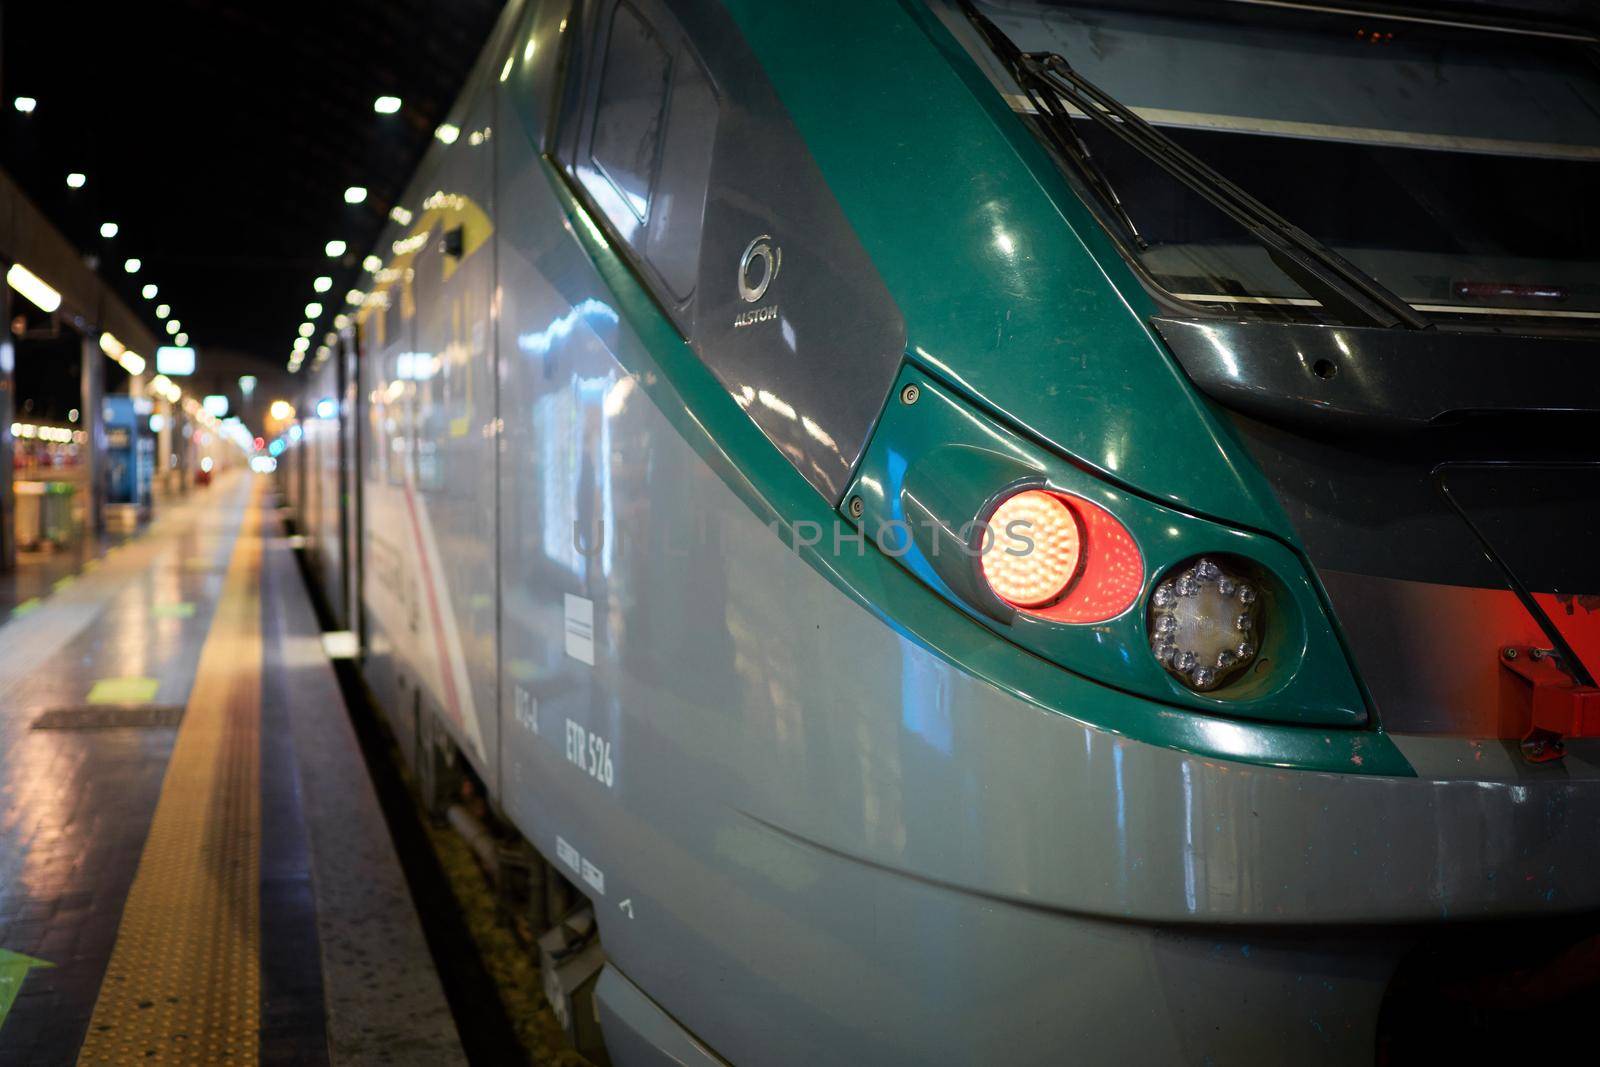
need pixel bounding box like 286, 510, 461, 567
77, 486, 264, 1065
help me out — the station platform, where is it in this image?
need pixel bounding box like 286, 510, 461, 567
0, 472, 467, 1065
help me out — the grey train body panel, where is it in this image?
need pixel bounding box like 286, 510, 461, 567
263, 1, 1600, 1064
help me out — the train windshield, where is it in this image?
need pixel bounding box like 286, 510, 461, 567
957, 0, 1600, 329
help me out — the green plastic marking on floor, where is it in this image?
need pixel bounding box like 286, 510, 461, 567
10, 597, 42, 618
53, 575, 75, 591
0, 949, 53, 1033
152, 602, 197, 619
86, 677, 161, 704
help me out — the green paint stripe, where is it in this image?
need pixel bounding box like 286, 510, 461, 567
0, 949, 53, 1032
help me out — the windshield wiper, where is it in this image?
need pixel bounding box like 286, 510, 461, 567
958, 1, 1431, 330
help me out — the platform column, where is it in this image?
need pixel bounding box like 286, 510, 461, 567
82, 331, 105, 538
1, 275, 15, 573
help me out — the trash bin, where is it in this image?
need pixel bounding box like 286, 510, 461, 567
13, 481, 45, 549
41, 482, 77, 545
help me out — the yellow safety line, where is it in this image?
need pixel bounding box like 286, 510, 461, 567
78, 483, 265, 1065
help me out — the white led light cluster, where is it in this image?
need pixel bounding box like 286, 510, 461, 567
1149, 556, 1260, 692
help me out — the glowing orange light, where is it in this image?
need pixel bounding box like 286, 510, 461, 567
982, 490, 1083, 608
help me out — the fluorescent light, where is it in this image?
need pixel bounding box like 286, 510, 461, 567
333, 314, 351, 329
155, 303, 170, 319
304, 302, 322, 318
120, 351, 145, 376
435, 123, 460, 145
142, 283, 158, 299
269, 400, 295, 421
203, 394, 229, 417
389, 205, 413, 226
156, 347, 195, 375
343, 186, 367, 204
374, 95, 401, 114
123, 258, 141, 273
66, 172, 86, 189
293, 337, 309, 352
100, 221, 119, 238
362, 254, 381, 272
175, 333, 188, 346
325, 239, 347, 257
166, 320, 180, 335
13, 97, 36, 114
313, 275, 332, 293
99, 332, 126, 357
299, 322, 314, 338
7, 263, 61, 312
343, 289, 364, 305
238, 375, 257, 396
500, 56, 514, 82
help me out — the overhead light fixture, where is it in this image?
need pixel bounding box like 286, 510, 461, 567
500, 55, 514, 83
293, 337, 310, 352
345, 289, 365, 305
374, 95, 401, 114
324, 331, 337, 345
269, 400, 295, 421
120, 351, 146, 376
334, 314, 351, 329
99, 332, 126, 357
142, 283, 158, 299
166, 320, 180, 335
316, 345, 330, 359
325, 239, 347, 257
175, 333, 188, 346
344, 186, 367, 204
313, 275, 332, 293
389, 205, 413, 226
305, 302, 323, 318
435, 123, 460, 145
362, 254, 381, 272
13, 97, 36, 114
100, 222, 119, 238
298, 322, 314, 338
123, 258, 141, 273
66, 172, 86, 189
155, 303, 170, 319
6, 263, 61, 312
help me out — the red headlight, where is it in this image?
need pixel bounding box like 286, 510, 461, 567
979, 489, 1143, 622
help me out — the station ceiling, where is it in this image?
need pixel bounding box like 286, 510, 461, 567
1, 0, 506, 382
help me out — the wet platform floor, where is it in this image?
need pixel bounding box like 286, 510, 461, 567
0, 472, 465, 1065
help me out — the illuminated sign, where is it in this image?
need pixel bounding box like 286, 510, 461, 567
203, 394, 229, 417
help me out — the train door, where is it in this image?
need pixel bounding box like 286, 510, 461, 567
402, 58, 503, 790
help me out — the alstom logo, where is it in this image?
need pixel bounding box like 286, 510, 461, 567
734, 234, 781, 328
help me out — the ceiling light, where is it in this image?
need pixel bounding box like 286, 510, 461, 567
155, 303, 170, 319
334, 314, 351, 329
99, 332, 126, 357
389, 205, 413, 226
166, 320, 180, 335
500, 56, 513, 83
363, 254, 381, 272
293, 337, 310, 352
6, 263, 61, 313
313, 275, 332, 293
305, 302, 322, 318
66, 172, 86, 189
299, 322, 314, 338
13, 97, 36, 114
175, 333, 188, 346
344, 186, 367, 204
142, 284, 158, 299
123, 258, 141, 273
325, 239, 347, 257
434, 123, 460, 145
120, 352, 145, 376
374, 95, 401, 114
100, 222, 119, 238
344, 289, 364, 305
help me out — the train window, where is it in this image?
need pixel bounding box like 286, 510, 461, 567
565, 0, 714, 309
589, 4, 670, 227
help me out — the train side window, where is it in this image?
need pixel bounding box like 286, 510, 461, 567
589, 4, 670, 228
563, 0, 715, 314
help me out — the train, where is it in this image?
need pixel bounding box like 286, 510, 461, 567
279, 0, 1600, 1063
